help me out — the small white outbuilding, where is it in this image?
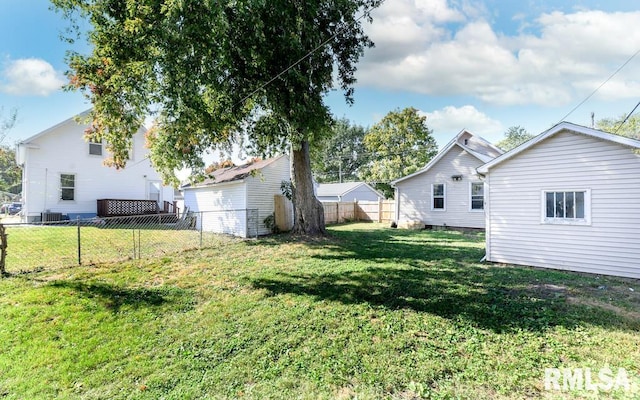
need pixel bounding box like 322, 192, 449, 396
477, 122, 640, 279
181, 155, 291, 237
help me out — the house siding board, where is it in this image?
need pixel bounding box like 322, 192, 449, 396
183, 183, 248, 237
20, 119, 172, 222
396, 147, 485, 229
486, 130, 640, 278
245, 156, 291, 236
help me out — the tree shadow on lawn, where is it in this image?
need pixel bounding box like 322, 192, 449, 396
48, 281, 194, 313
251, 228, 640, 333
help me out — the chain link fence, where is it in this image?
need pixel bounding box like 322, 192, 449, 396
0, 209, 260, 274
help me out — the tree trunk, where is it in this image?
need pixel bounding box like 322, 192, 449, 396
290, 140, 326, 236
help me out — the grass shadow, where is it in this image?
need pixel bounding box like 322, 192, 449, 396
49, 280, 194, 313
251, 226, 640, 333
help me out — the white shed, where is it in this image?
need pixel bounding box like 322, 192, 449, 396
477, 122, 640, 279
315, 182, 384, 202
391, 130, 502, 229
182, 155, 291, 238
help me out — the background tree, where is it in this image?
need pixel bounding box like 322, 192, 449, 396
53, 0, 382, 236
597, 114, 640, 139
0, 108, 20, 197
311, 118, 368, 183
360, 107, 438, 198
495, 126, 535, 151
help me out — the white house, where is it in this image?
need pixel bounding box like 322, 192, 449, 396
181, 155, 291, 237
391, 130, 503, 229
315, 182, 384, 202
16, 111, 174, 222
477, 122, 640, 279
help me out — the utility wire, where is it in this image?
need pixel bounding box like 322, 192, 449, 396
235, 2, 384, 107
558, 47, 640, 123
614, 99, 640, 134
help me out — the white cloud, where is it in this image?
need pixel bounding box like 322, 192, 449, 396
1, 58, 65, 96
360, 4, 640, 106
420, 105, 503, 145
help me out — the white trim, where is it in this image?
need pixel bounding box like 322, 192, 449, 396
540, 188, 592, 226
478, 122, 640, 174
484, 173, 491, 260
469, 181, 485, 212
431, 183, 446, 211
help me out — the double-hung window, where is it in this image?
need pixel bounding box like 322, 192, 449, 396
60, 174, 75, 201
470, 182, 484, 211
542, 189, 590, 225
432, 183, 445, 210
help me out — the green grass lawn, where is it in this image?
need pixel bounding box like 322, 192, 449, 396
0, 223, 638, 399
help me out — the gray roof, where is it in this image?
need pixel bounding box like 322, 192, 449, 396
316, 182, 382, 198
182, 155, 287, 189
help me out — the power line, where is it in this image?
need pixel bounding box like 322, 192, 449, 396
558, 47, 640, 123
614, 99, 640, 134
235, 2, 384, 107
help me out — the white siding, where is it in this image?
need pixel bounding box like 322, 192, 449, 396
183, 182, 248, 237
246, 156, 292, 236
395, 146, 486, 229
486, 131, 640, 278
20, 119, 173, 222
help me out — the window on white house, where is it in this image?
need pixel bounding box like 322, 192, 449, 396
89, 141, 103, 156
470, 182, 484, 210
432, 183, 445, 210
60, 174, 75, 201
543, 190, 590, 224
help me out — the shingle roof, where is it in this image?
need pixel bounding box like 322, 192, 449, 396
182, 155, 287, 188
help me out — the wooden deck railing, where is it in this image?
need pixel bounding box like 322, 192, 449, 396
97, 199, 178, 217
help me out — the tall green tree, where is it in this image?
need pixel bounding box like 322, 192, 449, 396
52, 0, 382, 236
597, 114, 640, 139
495, 126, 534, 151
0, 108, 20, 196
311, 118, 368, 183
360, 107, 438, 198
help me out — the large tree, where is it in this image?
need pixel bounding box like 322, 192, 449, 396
311, 117, 368, 183
0, 108, 20, 196
360, 107, 438, 198
52, 0, 381, 235
597, 114, 640, 139
495, 126, 534, 151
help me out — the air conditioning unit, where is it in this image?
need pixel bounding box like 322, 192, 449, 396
41, 212, 62, 223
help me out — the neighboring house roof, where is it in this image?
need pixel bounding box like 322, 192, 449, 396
477, 121, 640, 174
182, 155, 288, 189
316, 181, 385, 199
391, 129, 503, 185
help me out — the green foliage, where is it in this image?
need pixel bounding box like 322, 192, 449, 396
495, 125, 535, 151
263, 213, 279, 234
597, 114, 640, 139
311, 117, 368, 183
361, 107, 438, 197
52, 0, 383, 186
1, 224, 639, 398
0, 146, 21, 194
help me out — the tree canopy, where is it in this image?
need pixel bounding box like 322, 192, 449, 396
311, 118, 368, 183
596, 114, 640, 139
495, 126, 535, 151
53, 0, 382, 235
0, 109, 20, 196
360, 107, 438, 198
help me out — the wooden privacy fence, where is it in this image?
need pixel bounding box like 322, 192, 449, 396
322, 200, 395, 225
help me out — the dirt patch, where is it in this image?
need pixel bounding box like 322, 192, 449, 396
567, 297, 640, 321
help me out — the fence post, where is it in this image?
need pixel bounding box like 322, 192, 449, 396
77, 217, 81, 265
378, 198, 383, 223
199, 211, 203, 247
0, 223, 7, 275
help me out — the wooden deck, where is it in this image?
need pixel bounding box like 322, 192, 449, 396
97, 199, 178, 218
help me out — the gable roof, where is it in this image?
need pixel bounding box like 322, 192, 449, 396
391, 129, 503, 185
316, 181, 384, 199
182, 155, 288, 189
477, 121, 640, 174
19, 109, 92, 145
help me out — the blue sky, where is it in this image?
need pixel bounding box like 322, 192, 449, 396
2, 0, 640, 152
